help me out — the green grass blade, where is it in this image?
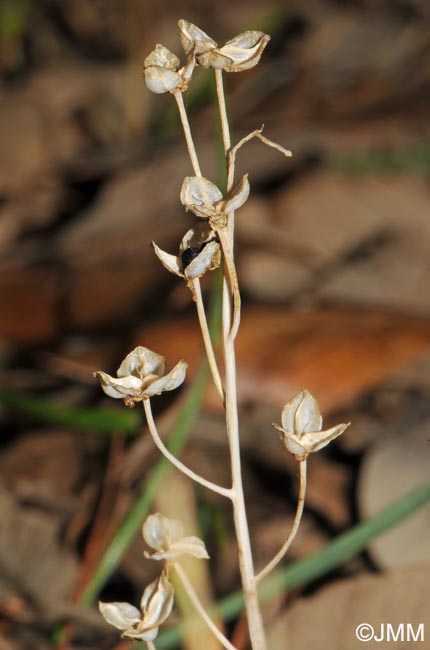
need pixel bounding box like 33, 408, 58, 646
0, 387, 139, 434
0, 0, 28, 44
326, 146, 430, 174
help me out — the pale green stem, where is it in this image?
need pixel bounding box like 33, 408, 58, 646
222, 294, 266, 650
215, 69, 231, 155
216, 67, 267, 650
227, 127, 292, 192
172, 96, 224, 398
174, 92, 202, 177
143, 398, 232, 499
214, 69, 242, 341
174, 562, 238, 650
256, 460, 307, 583
217, 230, 241, 342
192, 278, 224, 402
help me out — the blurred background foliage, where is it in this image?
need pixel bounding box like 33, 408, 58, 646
0, 1, 429, 649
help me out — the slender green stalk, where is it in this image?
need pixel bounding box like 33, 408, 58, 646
256, 459, 307, 583
217, 228, 241, 341
214, 70, 231, 153
174, 91, 202, 177
143, 397, 232, 498
192, 277, 224, 401
215, 67, 266, 650
174, 562, 237, 650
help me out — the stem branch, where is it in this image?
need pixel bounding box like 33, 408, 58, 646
223, 319, 266, 650
215, 69, 231, 155
174, 92, 202, 177
217, 230, 241, 342
256, 460, 307, 583
192, 278, 224, 402
227, 127, 292, 191
174, 562, 238, 650
143, 399, 232, 499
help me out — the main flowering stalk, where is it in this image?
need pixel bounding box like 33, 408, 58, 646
223, 315, 267, 650
216, 68, 267, 650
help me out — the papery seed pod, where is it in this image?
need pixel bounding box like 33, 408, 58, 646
142, 513, 209, 561
179, 20, 217, 56
94, 347, 187, 405
99, 571, 174, 642
143, 43, 195, 94
181, 236, 218, 269
178, 20, 270, 72
153, 224, 221, 284
180, 175, 249, 229
273, 390, 350, 460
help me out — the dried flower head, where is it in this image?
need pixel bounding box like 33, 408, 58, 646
178, 20, 270, 72
99, 570, 174, 642
143, 513, 209, 561
94, 346, 187, 406
143, 43, 195, 94
153, 223, 221, 286
180, 175, 249, 229
273, 389, 349, 461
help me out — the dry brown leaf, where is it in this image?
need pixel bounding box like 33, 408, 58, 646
0, 485, 78, 618
299, 11, 429, 116
0, 97, 52, 193
136, 308, 430, 413
254, 514, 328, 574
0, 430, 81, 496
269, 173, 430, 312
302, 456, 351, 529
0, 178, 62, 252
268, 566, 430, 650
0, 264, 59, 345
358, 430, 430, 569
0, 634, 51, 650
0, 62, 135, 193
0, 427, 89, 554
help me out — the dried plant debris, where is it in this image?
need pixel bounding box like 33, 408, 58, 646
0, 485, 78, 618
358, 431, 430, 569
268, 566, 430, 650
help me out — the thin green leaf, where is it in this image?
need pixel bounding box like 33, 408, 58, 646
0, 0, 28, 44
326, 146, 430, 174
0, 387, 139, 434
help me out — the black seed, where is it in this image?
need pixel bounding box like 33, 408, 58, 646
181, 236, 219, 270
181, 246, 200, 269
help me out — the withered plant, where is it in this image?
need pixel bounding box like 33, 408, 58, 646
94, 19, 349, 650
